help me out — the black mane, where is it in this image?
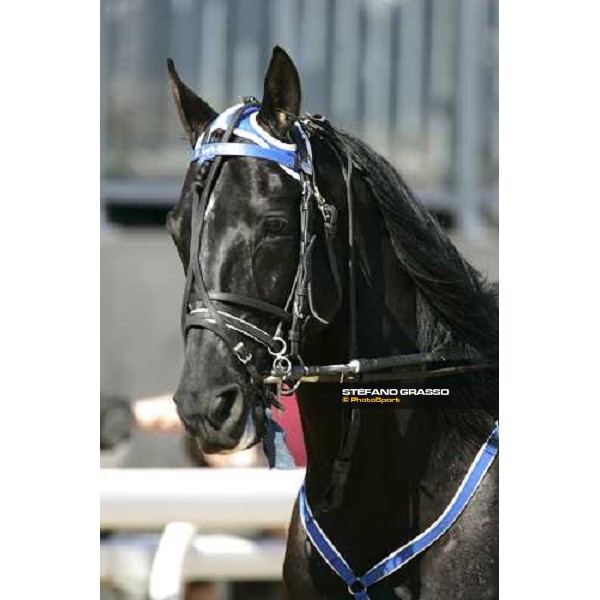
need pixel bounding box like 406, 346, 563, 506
310, 119, 499, 437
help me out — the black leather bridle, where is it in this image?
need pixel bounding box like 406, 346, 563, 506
181, 100, 345, 398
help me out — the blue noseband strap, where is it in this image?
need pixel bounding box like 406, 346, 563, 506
193, 142, 297, 171
299, 423, 499, 599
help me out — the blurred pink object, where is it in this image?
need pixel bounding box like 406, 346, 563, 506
273, 393, 306, 466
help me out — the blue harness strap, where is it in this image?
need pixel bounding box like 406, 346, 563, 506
299, 423, 499, 599
191, 104, 299, 174
299, 484, 370, 599
193, 142, 297, 171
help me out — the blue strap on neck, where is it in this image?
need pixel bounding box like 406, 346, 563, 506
299, 423, 499, 599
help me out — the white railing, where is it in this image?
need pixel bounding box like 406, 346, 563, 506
100, 468, 305, 600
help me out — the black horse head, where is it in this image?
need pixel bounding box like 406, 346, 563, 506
166, 48, 345, 453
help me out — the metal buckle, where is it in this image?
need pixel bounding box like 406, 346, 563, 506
340, 363, 360, 384
233, 342, 252, 364
320, 203, 337, 233
299, 157, 313, 176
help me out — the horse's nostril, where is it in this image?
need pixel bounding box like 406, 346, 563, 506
208, 386, 241, 428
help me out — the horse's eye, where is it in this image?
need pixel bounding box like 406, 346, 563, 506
264, 218, 288, 236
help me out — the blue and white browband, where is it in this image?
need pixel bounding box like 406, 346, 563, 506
192, 104, 301, 180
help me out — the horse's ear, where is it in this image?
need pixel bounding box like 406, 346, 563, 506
259, 46, 301, 138
168, 58, 217, 147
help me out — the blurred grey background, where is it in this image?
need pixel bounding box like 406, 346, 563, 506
101, 0, 498, 400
